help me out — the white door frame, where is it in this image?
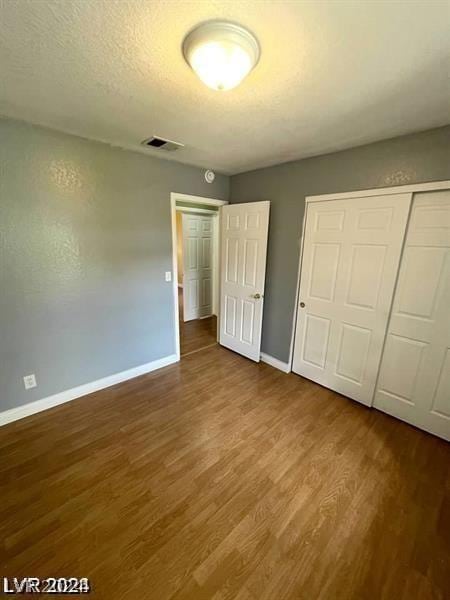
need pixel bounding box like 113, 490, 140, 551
170, 193, 228, 360
288, 180, 450, 374
176, 206, 218, 216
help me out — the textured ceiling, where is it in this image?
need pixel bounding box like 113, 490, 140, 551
0, 0, 449, 174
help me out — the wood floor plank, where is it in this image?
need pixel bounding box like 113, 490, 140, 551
1, 345, 449, 599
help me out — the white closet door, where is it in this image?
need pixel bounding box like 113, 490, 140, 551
182, 213, 213, 321
374, 190, 450, 441
292, 193, 411, 406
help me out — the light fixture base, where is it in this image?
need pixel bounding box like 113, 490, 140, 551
182, 20, 260, 91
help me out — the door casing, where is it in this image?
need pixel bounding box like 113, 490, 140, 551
170, 193, 228, 361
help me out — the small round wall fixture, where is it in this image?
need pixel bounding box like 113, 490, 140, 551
205, 169, 215, 183
182, 21, 260, 91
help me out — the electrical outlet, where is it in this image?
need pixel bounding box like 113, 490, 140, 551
165, 271, 172, 282
23, 374, 37, 390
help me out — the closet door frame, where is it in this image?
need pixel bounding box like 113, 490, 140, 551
288, 180, 450, 408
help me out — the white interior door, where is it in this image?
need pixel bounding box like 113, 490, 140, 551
182, 213, 213, 321
219, 201, 270, 361
373, 190, 450, 440
292, 193, 411, 406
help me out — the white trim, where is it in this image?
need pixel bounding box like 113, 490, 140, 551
260, 352, 291, 373
176, 206, 218, 215
171, 192, 228, 207
306, 180, 450, 203
170, 193, 228, 358
212, 212, 219, 316
0, 354, 178, 427
171, 194, 181, 359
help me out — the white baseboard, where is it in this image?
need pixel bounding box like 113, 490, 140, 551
0, 354, 178, 427
260, 352, 291, 373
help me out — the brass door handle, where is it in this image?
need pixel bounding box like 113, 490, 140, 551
300, 302, 305, 308
251, 293, 262, 299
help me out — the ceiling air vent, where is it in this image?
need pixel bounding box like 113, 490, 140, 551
141, 136, 184, 152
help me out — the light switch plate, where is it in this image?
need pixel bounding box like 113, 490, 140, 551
165, 271, 172, 282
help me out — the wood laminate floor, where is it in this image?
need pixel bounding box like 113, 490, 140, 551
179, 288, 217, 356
1, 345, 449, 599
180, 316, 217, 357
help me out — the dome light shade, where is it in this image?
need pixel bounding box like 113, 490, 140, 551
182, 21, 260, 91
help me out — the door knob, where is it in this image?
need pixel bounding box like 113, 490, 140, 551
300, 302, 305, 308
251, 293, 262, 299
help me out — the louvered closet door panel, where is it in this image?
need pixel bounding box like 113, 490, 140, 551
292, 193, 411, 406
374, 190, 450, 440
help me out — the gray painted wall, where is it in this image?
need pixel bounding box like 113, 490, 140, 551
231, 126, 450, 363
0, 118, 229, 411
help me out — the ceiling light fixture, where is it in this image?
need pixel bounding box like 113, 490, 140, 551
182, 21, 260, 91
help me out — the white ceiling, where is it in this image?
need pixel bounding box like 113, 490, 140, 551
0, 0, 449, 174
